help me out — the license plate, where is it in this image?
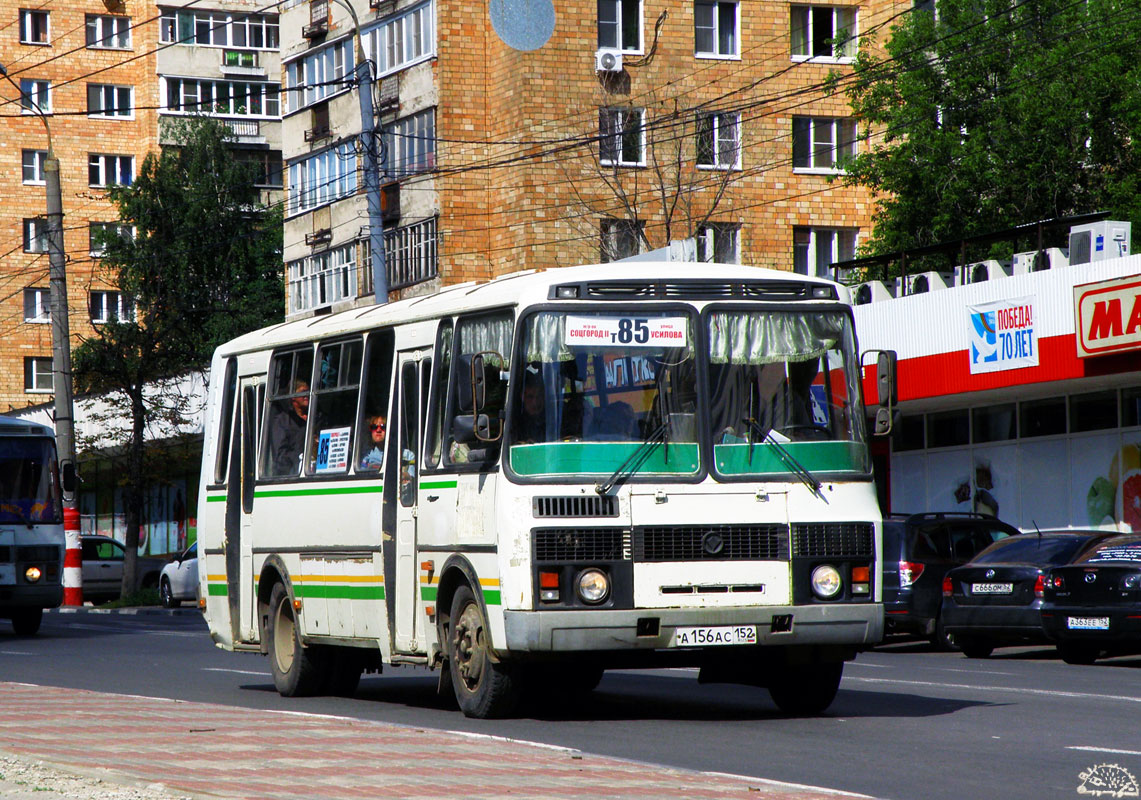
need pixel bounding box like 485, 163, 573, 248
672, 625, 757, 647
972, 582, 1013, 594
0, 565, 14, 586
1067, 616, 1110, 631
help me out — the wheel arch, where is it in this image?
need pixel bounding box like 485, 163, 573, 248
257, 556, 295, 653
435, 554, 497, 658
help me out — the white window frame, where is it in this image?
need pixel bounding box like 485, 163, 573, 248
20, 79, 50, 114
696, 111, 741, 170
19, 9, 49, 44
284, 38, 352, 113
23, 288, 50, 323
88, 154, 135, 187
22, 149, 47, 184
86, 14, 131, 49
694, 0, 738, 58
23, 218, 49, 253
793, 226, 858, 279
89, 222, 135, 256
599, 107, 645, 167
597, 0, 642, 53
286, 143, 358, 216
385, 217, 439, 290
600, 218, 644, 262
288, 242, 359, 313
89, 290, 135, 324
87, 84, 134, 119
161, 77, 281, 118
383, 109, 436, 178
790, 5, 857, 62
362, 1, 436, 79
25, 357, 53, 393
696, 222, 740, 263
792, 116, 857, 172
158, 9, 279, 49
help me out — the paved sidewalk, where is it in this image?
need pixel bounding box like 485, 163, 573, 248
0, 682, 875, 800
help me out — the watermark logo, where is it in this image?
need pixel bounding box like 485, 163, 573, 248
1077, 763, 1139, 797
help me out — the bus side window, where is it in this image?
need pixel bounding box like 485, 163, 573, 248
261, 348, 314, 478
310, 338, 363, 475
356, 329, 395, 473
446, 312, 512, 467
423, 321, 452, 469
213, 358, 237, 485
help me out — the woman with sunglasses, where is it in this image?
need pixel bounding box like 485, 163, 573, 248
359, 414, 387, 470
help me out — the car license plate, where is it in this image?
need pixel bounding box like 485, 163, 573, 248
1067, 616, 1110, 631
672, 625, 757, 647
972, 582, 1013, 594
0, 565, 14, 585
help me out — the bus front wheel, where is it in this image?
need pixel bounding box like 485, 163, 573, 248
267, 583, 325, 697
9, 608, 42, 636
767, 660, 843, 716
447, 585, 519, 718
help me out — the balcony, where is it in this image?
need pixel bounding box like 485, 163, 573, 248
223, 119, 266, 144
220, 50, 266, 77
305, 228, 333, 246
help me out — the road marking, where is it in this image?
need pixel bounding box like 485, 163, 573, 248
202, 668, 271, 677
0, 651, 35, 656
701, 771, 875, 798
847, 676, 1141, 704
1068, 746, 1141, 757
934, 667, 1015, 676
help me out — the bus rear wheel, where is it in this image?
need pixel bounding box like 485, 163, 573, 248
767, 660, 843, 716
448, 585, 519, 718
9, 608, 42, 636
267, 583, 325, 697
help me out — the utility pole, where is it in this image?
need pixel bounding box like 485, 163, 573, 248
1, 62, 82, 604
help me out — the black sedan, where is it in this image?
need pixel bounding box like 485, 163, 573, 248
941, 531, 1114, 658
1041, 534, 1141, 665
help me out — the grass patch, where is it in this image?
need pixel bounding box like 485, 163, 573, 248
96, 587, 161, 608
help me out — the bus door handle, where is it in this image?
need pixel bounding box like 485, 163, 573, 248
426, 495, 439, 502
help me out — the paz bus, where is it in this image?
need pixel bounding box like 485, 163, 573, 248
0, 416, 64, 635
197, 261, 890, 718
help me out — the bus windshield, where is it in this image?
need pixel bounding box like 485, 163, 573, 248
508, 310, 700, 478
706, 309, 868, 478
0, 437, 61, 524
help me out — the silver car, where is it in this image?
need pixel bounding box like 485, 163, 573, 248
159, 542, 198, 608
79, 535, 166, 603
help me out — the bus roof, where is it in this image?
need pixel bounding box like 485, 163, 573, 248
216, 261, 846, 358
0, 415, 55, 438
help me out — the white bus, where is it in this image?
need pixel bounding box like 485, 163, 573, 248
0, 416, 64, 635
198, 262, 889, 718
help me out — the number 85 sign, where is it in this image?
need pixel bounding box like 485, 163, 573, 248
565, 316, 689, 347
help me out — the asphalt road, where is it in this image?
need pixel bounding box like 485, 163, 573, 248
2, 610, 1139, 800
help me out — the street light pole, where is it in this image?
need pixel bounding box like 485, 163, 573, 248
1, 62, 82, 604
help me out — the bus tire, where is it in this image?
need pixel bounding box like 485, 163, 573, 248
10, 608, 43, 636
267, 582, 325, 697
447, 584, 519, 718
768, 660, 843, 716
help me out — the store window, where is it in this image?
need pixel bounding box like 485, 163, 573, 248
1020, 397, 1066, 438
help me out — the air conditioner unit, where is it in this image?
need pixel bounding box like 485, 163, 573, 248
896, 270, 952, 296
958, 259, 1011, 285
1068, 221, 1131, 265
595, 48, 623, 73
305, 228, 332, 246
1011, 247, 1068, 274
853, 280, 895, 305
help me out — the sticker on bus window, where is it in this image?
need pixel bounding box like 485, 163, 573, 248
315, 427, 351, 473
565, 316, 688, 348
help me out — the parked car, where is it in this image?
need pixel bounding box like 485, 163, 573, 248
1041, 533, 1141, 665
940, 530, 1114, 658
159, 542, 198, 608
79, 535, 166, 603
882, 512, 1021, 649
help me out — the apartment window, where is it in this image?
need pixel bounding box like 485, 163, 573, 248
284, 39, 351, 112
598, 0, 641, 51
235, 150, 283, 188
600, 108, 644, 166
793, 227, 857, 279
790, 5, 856, 60
23, 288, 50, 323
362, 1, 435, 78
695, 0, 737, 57
601, 218, 643, 262
89, 290, 134, 323
20, 80, 50, 114
288, 243, 359, 313
696, 223, 739, 263
89, 222, 134, 256
383, 109, 436, 177
23, 218, 49, 253
25, 357, 53, 393
163, 78, 280, 117
87, 84, 134, 118
386, 217, 439, 290
696, 111, 740, 169
22, 149, 47, 184
89, 154, 135, 187
287, 143, 358, 215
159, 10, 279, 48
20, 9, 49, 44
86, 15, 131, 48
792, 117, 857, 171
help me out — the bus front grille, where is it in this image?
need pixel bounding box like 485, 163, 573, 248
633, 525, 789, 562
533, 495, 619, 518
533, 528, 628, 562
791, 523, 874, 557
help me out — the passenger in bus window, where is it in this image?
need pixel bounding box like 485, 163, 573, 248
360, 414, 386, 470
516, 374, 546, 443
270, 381, 309, 476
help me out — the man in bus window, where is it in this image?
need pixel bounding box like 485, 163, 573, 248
271, 380, 309, 476
516, 374, 546, 443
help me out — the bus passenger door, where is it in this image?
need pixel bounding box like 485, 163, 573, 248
394, 352, 425, 653
225, 377, 261, 644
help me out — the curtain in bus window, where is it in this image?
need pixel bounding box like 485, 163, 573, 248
524, 313, 574, 363
457, 314, 511, 366
707, 311, 843, 364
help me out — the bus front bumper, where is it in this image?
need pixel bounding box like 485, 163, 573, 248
503, 603, 883, 653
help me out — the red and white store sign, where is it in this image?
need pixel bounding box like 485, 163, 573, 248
1074, 274, 1141, 357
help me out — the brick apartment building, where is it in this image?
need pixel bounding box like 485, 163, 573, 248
282, 0, 899, 318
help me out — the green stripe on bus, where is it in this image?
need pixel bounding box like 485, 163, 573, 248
420, 479, 458, 489
254, 485, 384, 499
481, 589, 501, 606
207, 583, 228, 596
421, 586, 438, 602
509, 442, 700, 476
294, 584, 386, 600
206, 494, 226, 503
714, 441, 868, 475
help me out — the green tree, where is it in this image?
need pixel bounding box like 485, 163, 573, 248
843, 0, 1141, 273
73, 117, 283, 597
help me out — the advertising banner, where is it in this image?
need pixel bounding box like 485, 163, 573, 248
967, 295, 1038, 374
1074, 274, 1141, 357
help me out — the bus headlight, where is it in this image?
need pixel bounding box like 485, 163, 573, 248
810, 565, 842, 600
24, 566, 43, 583
576, 569, 610, 604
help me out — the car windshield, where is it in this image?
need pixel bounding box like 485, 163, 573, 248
1075, 535, 1141, 564
972, 535, 1094, 566
0, 437, 61, 524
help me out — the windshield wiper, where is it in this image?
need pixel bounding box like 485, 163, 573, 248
595, 422, 669, 495
743, 418, 824, 500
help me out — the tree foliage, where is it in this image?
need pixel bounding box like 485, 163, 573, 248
843, 0, 1141, 268
72, 117, 283, 595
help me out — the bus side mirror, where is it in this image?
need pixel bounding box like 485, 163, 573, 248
61, 462, 78, 496
864, 349, 897, 436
